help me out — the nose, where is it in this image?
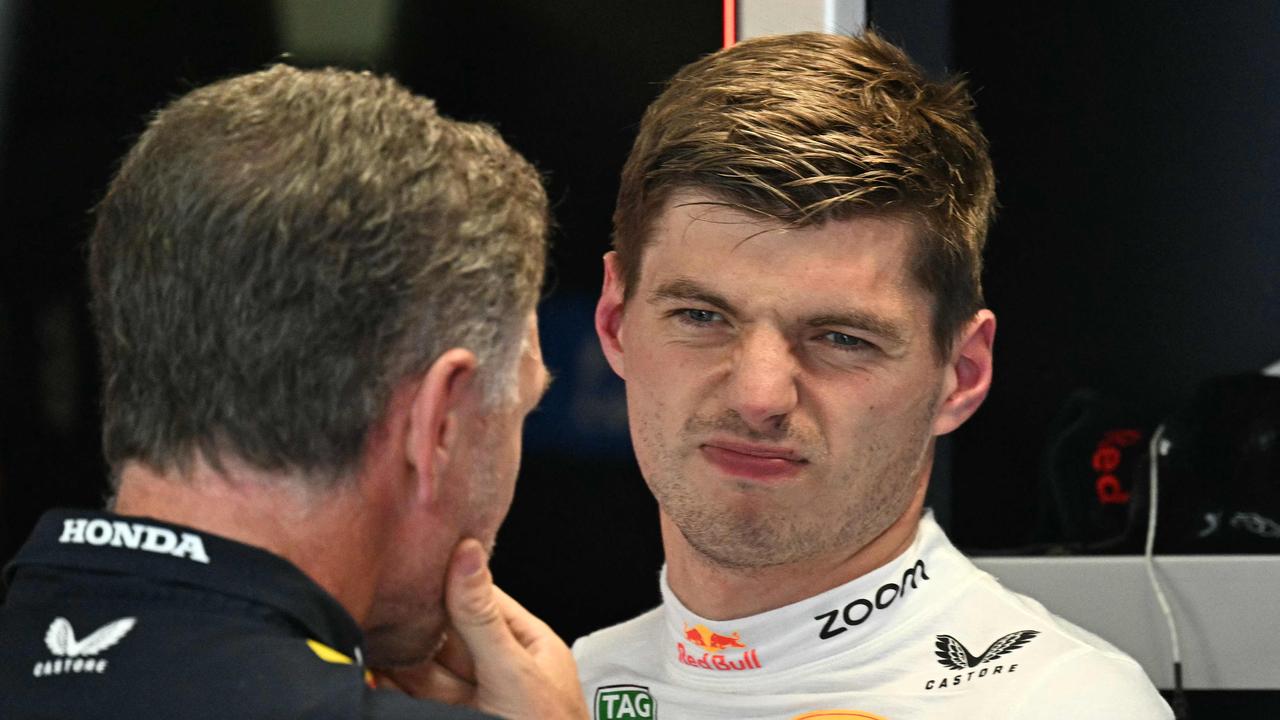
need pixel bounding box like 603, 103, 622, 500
726, 327, 799, 432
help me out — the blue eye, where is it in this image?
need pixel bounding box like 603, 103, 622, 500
824, 331, 867, 349
681, 309, 721, 324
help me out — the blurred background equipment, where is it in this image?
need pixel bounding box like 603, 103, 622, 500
1033, 389, 1154, 553
1156, 373, 1280, 554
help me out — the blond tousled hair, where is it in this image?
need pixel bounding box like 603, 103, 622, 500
613, 31, 995, 356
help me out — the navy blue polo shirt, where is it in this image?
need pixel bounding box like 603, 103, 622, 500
0, 510, 495, 719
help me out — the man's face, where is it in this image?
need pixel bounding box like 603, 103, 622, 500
365, 311, 548, 666
458, 311, 550, 549
598, 191, 954, 570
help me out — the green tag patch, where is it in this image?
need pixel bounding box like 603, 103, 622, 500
595, 684, 655, 719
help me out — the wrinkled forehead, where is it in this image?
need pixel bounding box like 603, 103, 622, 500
641, 188, 925, 287
654, 192, 927, 308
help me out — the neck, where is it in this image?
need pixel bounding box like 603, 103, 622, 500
663, 481, 928, 620
112, 457, 385, 624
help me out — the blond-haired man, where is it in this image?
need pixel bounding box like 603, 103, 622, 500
576, 33, 1171, 720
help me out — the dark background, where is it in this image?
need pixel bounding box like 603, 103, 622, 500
1, 1, 1277, 710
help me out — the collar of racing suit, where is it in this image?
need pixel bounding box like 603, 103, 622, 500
658, 510, 972, 677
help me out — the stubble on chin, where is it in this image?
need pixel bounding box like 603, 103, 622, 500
646, 410, 828, 570
362, 604, 448, 668
650, 402, 935, 572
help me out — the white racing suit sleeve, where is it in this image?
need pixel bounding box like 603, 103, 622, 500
1001, 647, 1174, 720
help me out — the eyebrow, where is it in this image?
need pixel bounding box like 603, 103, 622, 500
649, 277, 738, 315
807, 313, 908, 347
650, 276, 908, 347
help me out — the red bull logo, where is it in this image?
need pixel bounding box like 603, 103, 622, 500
677, 623, 762, 671
682, 623, 745, 653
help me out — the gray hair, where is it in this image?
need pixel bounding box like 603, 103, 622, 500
90, 65, 548, 487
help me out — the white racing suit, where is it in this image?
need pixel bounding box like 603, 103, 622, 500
574, 512, 1172, 720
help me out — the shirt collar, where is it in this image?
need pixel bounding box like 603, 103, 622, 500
658, 511, 970, 676
4, 509, 366, 663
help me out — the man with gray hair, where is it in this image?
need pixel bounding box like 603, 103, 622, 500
0, 65, 586, 719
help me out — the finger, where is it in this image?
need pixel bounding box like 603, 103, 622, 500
432, 630, 476, 683
444, 539, 521, 670
379, 660, 476, 706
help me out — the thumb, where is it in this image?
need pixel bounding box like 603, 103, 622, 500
445, 539, 519, 670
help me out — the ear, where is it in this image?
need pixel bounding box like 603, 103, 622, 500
932, 310, 996, 436
404, 348, 480, 507
595, 252, 628, 379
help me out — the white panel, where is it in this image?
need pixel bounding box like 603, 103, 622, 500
825, 0, 867, 37
974, 554, 1280, 690
739, 0, 866, 40
274, 0, 396, 65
